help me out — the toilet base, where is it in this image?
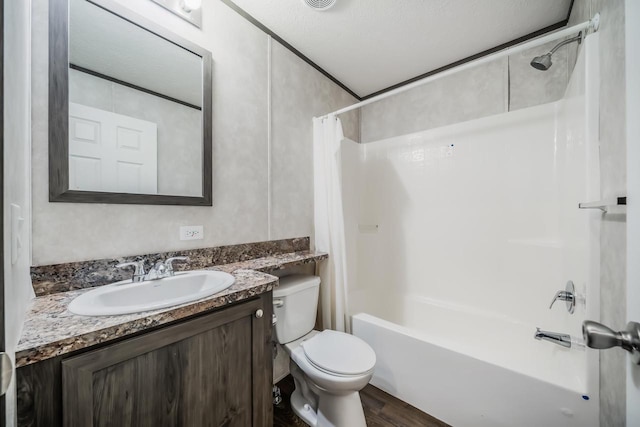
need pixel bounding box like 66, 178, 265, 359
291, 389, 319, 426
289, 360, 368, 427
317, 390, 367, 427
290, 386, 368, 427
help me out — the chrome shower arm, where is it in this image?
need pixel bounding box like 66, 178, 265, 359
549, 34, 582, 54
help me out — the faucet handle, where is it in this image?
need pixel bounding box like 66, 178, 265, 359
116, 261, 146, 282
549, 281, 576, 313
164, 256, 190, 275
549, 290, 574, 307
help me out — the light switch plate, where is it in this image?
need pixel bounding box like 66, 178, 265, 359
180, 225, 204, 240
11, 204, 24, 265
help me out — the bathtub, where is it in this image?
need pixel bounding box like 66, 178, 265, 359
352, 295, 599, 427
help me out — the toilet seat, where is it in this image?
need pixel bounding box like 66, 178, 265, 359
301, 330, 376, 376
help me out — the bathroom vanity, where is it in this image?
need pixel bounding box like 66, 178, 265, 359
17, 294, 273, 427
15, 242, 327, 427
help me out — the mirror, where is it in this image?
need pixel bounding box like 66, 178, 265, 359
49, 0, 212, 205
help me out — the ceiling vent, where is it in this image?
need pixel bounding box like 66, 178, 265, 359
302, 0, 337, 11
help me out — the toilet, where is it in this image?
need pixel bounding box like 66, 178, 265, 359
273, 274, 376, 427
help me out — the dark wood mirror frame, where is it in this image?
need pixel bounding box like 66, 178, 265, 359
49, 0, 213, 206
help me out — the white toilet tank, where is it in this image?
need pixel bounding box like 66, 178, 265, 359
273, 274, 320, 344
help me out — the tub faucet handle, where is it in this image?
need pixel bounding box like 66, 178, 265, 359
549, 281, 576, 313
549, 290, 574, 307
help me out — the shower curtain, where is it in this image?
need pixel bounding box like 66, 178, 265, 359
313, 115, 349, 332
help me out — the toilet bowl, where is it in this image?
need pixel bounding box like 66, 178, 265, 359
274, 275, 376, 427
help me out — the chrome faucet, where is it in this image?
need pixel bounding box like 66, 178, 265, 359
115, 261, 146, 283
116, 257, 190, 283
146, 256, 190, 280
534, 328, 572, 348
145, 260, 169, 281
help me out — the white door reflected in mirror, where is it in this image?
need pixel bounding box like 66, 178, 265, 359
69, 103, 158, 194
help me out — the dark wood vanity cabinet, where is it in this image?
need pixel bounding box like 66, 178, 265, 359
17, 293, 273, 427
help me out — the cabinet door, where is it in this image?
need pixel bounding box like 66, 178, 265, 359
62, 296, 272, 427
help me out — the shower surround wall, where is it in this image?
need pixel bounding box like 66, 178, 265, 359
31, 0, 359, 265
347, 35, 601, 426
358, 3, 628, 423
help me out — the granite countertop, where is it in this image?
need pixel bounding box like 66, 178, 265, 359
212, 250, 328, 274
16, 251, 328, 368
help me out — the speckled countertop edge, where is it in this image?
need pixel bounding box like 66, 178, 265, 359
16, 251, 327, 368
211, 250, 328, 274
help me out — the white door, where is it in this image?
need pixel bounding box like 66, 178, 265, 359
626, 0, 640, 424
69, 103, 158, 194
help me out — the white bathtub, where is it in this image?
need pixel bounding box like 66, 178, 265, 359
352, 296, 599, 427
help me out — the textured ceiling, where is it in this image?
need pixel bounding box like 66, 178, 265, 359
229, 0, 572, 97
70, 0, 203, 107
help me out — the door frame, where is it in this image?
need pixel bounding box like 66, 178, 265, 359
626, 0, 640, 424
0, 0, 5, 422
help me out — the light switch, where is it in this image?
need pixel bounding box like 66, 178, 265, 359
11, 204, 24, 264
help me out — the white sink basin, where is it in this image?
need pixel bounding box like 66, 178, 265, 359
68, 270, 235, 316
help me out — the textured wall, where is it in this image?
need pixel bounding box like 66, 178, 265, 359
360, 59, 506, 143
69, 69, 203, 196
4, 0, 36, 425
360, 41, 569, 142
508, 40, 570, 110
31, 0, 358, 265
270, 41, 359, 240
568, 1, 628, 426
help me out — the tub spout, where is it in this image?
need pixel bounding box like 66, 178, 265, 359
534, 328, 571, 348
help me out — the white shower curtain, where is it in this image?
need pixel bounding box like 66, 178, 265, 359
313, 115, 350, 333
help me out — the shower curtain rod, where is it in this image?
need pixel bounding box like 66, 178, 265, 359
316, 13, 600, 120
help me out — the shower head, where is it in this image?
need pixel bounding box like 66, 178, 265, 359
530, 53, 553, 70
530, 33, 582, 71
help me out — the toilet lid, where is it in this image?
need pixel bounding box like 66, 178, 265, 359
301, 330, 376, 376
